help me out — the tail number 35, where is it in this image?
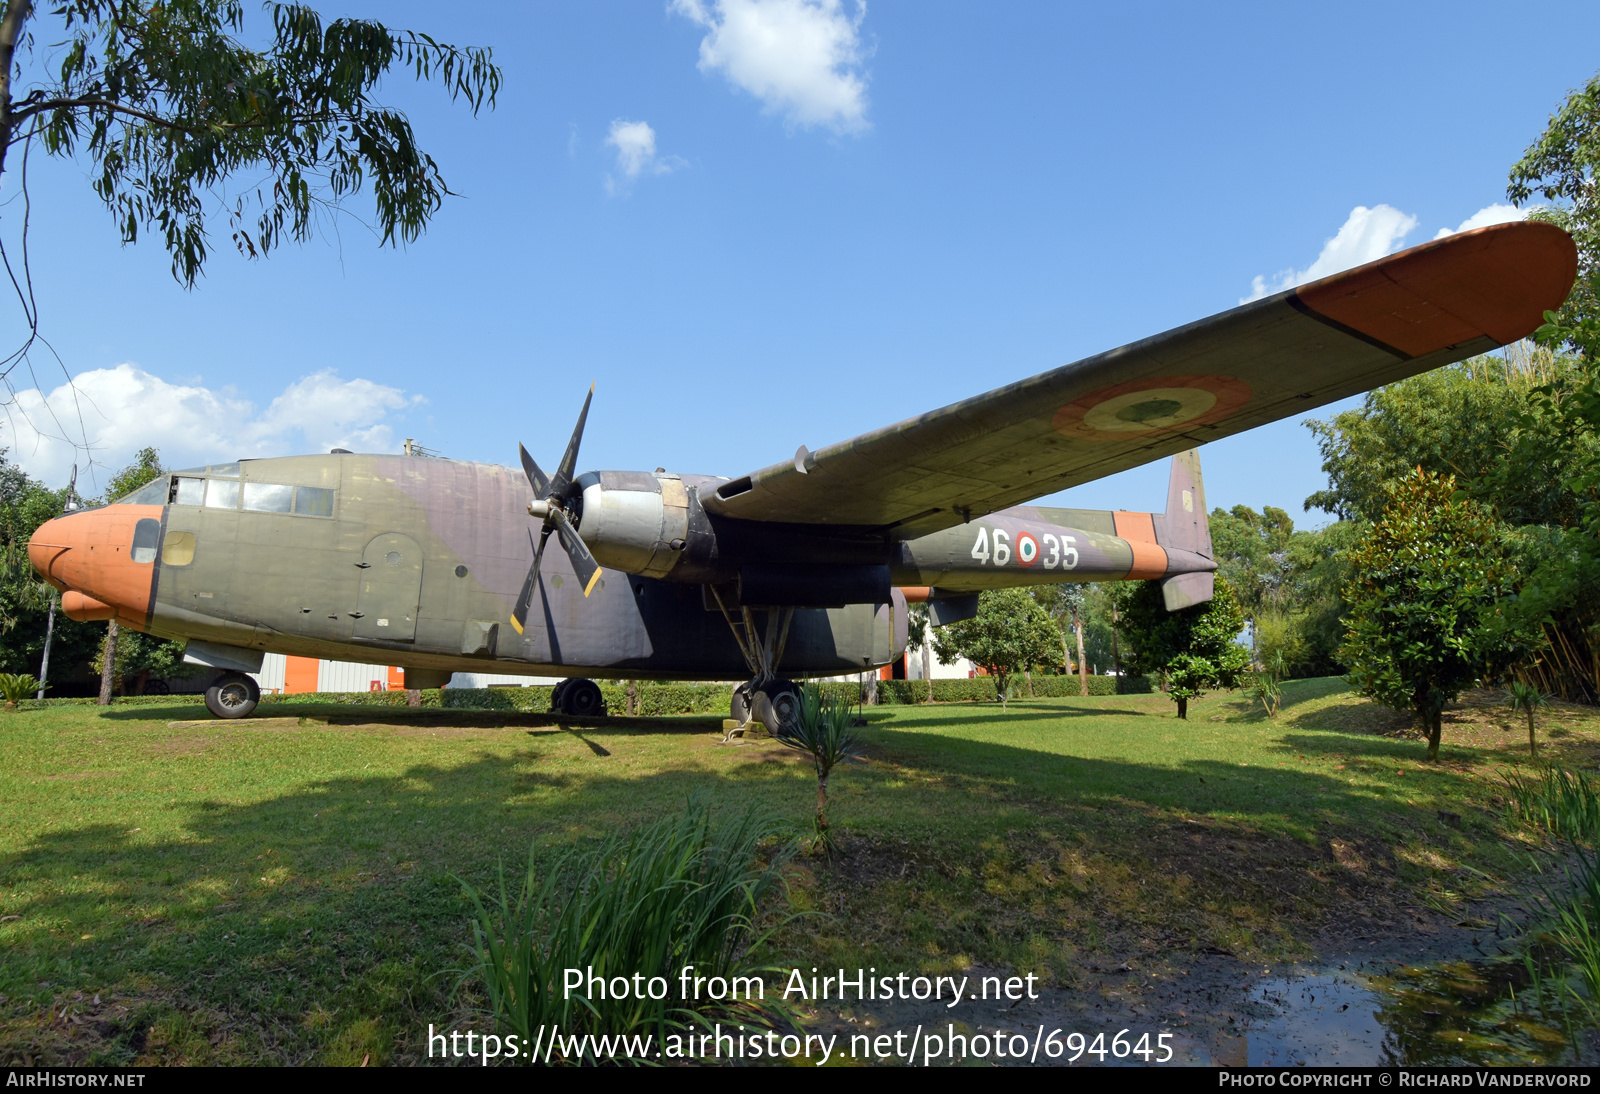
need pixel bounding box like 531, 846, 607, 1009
971, 527, 1078, 569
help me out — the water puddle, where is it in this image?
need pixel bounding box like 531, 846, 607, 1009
1221, 960, 1585, 1066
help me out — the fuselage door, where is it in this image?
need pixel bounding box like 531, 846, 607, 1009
355, 532, 423, 641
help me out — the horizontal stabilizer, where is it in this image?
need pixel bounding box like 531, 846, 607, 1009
1162, 572, 1215, 612
929, 591, 980, 627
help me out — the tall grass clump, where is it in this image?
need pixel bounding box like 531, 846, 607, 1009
1504, 766, 1600, 845
459, 798, 797, 1063
1504, 764, 1600, 1034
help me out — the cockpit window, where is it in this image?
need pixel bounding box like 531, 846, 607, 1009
131, 518, 161, 563
116, 478, 169, 506
294, 486, 334, 517
173, 477, 205, 506
243, 482, 293, 513
207, 463, 240, 477
204, 479, 240, 509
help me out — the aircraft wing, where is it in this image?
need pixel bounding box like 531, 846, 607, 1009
701, 221, 1576, 540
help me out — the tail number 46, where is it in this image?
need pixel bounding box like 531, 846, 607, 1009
971, 527, 1078, 569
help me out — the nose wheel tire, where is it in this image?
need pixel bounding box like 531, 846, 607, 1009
204, 671, 260, 719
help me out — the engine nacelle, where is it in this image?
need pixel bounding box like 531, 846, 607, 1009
575, 471, 695, 579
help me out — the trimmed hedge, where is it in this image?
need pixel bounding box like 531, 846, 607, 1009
17, 674, 1151, 714
877, 674, 1150, 703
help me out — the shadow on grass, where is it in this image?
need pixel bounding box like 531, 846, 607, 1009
0, 693, 1511, 1065
98, 703, 726, 734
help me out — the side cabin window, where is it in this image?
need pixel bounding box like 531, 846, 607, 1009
131, 518, 161, 563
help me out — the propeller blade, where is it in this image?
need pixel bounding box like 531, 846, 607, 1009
510, 526, 554, 633
519, 443, 551, 499
549, 507, 603, 597
548, 383, 594, 501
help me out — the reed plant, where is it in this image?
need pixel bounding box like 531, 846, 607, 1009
458, 797, 797, 1062
1503, 765, 1600, 845
1505, 763, 1600, 1034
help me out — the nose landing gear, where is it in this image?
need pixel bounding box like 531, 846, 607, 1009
204, 671, 260, 719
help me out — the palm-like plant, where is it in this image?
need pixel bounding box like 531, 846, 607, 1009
1507, 681, 1549, 757
770, 683, 866, 836
0, 673, 42, 710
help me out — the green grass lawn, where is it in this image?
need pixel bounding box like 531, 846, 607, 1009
1, 678, 1592, 1064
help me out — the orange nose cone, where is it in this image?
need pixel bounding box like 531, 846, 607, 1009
28, 505, 165, 629
27, 515, 73, 590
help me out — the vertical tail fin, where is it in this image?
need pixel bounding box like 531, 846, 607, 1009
1161, 449, 1215, 610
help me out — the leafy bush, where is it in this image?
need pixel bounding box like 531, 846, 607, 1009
459, 798, 796, 1062
770, 684, 866, 835
0, 673, 42, 707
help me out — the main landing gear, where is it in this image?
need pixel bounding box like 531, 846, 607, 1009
550, 677, 605, 717
204, 671, 260, 719
708, 590, 800, 734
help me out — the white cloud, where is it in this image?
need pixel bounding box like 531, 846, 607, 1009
1243, 204, 1419, 303
672, 0, 870, 132
0, 364, 419, 491
1433, 202, 1526, 240
604, 119, 683, 194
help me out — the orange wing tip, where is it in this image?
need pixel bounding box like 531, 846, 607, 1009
583, 569, 603, 597
508, 616, 525, 635
1293, 220, 1577, 358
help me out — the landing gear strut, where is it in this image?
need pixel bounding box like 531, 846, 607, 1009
204, 671, 260, 719
709, 590, 799, 733
551, 677, 605, 717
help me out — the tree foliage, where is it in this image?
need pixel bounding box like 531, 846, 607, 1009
4, 0, 501, 286
1305, 351, 1590, 528
1340, 469, 1527, 761
1209, 503, 1355, 679
1120, 576, 1248, 719
931, 587, 1062, 705
1509, 72, 1600, 329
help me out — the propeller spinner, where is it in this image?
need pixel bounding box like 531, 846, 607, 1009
510, 384, 603, 633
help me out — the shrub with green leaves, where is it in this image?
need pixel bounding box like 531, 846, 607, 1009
1340, 468, 1527, 761
1120, 576, 1249, 719
770, 683, 865, 835
0, 672, 41, 707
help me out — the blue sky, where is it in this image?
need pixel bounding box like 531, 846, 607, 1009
6, 1, 1599, 527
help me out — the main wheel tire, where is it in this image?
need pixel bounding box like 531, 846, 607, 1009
204, 671, 259, 719
753, 679, 799, 733
731, 687, 751, 724
549, 678, 573, 714
564, 678, 605, 718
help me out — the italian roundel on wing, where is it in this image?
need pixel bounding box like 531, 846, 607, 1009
1051, 375, 1252, 441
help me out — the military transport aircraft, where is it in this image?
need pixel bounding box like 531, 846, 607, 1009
26, 221, 1577, 725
